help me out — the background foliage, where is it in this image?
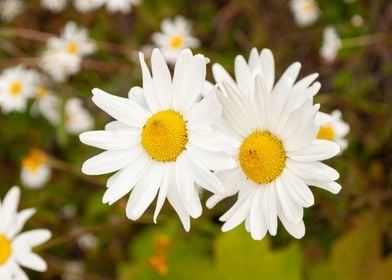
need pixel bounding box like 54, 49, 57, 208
0, 0, 391, 279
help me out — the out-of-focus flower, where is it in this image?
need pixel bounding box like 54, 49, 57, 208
0, 0, 23, 22
351, 14, 364, 27
209, 48, 341, 240
41, 0, 68, 13
40, 50, 82, 82
20, 149, 51, 189
77, 233, 98, 251
60, 204, 77, 219
316, 110, 350, 151
103, 0, 141, 14
152, 16, 200, 64
65, 98, 94, 134
74, 0, 104, 12
32, 85, 61, 125
0, 65, 37, 114
0, 186, 51, 278
320, 26, 341, 64
80, 49, 237, 231
289, 0, 320, 27
62, 261, 85, 280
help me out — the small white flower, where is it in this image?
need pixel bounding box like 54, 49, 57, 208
289, 0, 320, 27
62, 261, 84, 280
77, 233, 98, 250
103, 0, 141, 14
74, 0, 104, 12
320, 26, 341, 64
41, 0, 68, 13
20, 149, 51, 189
65, 98, 94, 134
0, 186, 51, 278
316, 110, 350, 151
152, 16, 200, 64
0, 65, 37, 114
209, 48, 341, 240
0, 0, 23, 22
40, 49, 82, 82
351, 14, 364, 27
32, 86, 61, 125
48, 21, 96, 58
80, 48, 237, 231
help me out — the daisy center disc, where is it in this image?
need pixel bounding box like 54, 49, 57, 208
22, 149, 48, 173
170, 35, 183, 49
141, 110, 188, 162
10, 81, 22, 95
67, 41, 79, 54
0, 234, 12, 265
317, 125, 335, 141
239, 131, 286, 184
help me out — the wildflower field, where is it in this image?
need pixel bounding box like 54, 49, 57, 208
0, 0, 391, 279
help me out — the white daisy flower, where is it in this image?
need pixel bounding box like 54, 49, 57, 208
152, 16, 200, 64
74, 0, 104, 12
103, 0, 141, 14
0, 65, 37, 114
20, 149, 51, 189
62, 261, 84, 280
65, 98, 94, 135
289, 0, 320, 27
80, 48, 237, 231
208, 48, 341, 240
0, 0, 23, 22
316, 110, 350, 151
31, 85, 61, 125
40, 49, 82, 82
41, 0, 68, 13
47, 21, 96, 58
0, 186, 51, 279
320, 26, 341, 64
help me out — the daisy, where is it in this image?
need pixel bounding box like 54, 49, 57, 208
74, 0, 104, 13
0, 65, 37, 114
20, 149, 51, 189
41, 0, 68, 13
31, 85, 61, 125
103, 0, 141, 14
289, 0, 320, 27
0, 0, 23, 22
65, 98, 94, 134
40, 49, 82, 82
208, 48, 341, 240
80, 48, 237, 231
320, 26, 341, 64
316, 110, 350, 151
0, 186, 51, 278
152, 16, 200, 64
47, 21, 96, 58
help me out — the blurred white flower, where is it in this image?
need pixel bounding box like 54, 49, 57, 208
0, 0, 23, 22
0, 65, 37, 114
316, 110, 350, 151
320, 26, 341, 64
48, 21, 96, 58
80, 49, 236, 231
41, 0, 68, 13
351, 14, 364, 27
32, 85, 61, 125
104, 0, 141, 13
62, 261, 85, 280
65, 98, 94, 134
152, 16, 200, 64
40, 49, 82, 82
60, 204, 77, 219
77, 233, 98, 250
289, 0, 320, 27
74, 0, 104, 12
0, 186, 51, 278
20, 149, 51, 189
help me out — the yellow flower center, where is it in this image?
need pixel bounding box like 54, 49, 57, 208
317, 125, 335, 141
36, 86, 48, 99
10, 81, 22, 96
0, 234, 12, 265
239, 131, 286, 185
21, 149, 48, 173
141, 110, 188, 162
302, 1, 316, 13
67, 41, 79, 54
170, 35, 184, 49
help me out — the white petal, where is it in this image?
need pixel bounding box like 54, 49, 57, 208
175, 155, 194, 203
15, 251, 47, 272
287, 159, 340, 182
167, 181, 191, 231
249, 188, 267, 240
7, 208, 36, 239
139, 52, 160, 112
151, 49, 172, 108
172, 49, 193, 111
282, 169, 314, 208
288, 139, 340, 161
80, 130, 140, 150
305, 179, 342, 194
0, 186, 20, 233
190, 131, 239, 152
277, 204, 305, 239
235, 55, 252, 94
186, 144, 236, 171
275, 177, 303, 223
259, 49, 275, 93
221, 193, 253, 232
13, 229, 51, 248
212, 63, 236, 87
153, 165, 171, 223
263, 184, 278, 235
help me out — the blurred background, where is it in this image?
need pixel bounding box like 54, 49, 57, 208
0, 0, 391, 279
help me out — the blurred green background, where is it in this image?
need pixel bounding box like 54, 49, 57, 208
0, 0, 391, 279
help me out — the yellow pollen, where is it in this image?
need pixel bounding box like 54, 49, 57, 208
141, 110, 188, 162
36, 86, 48, 99
239, 131, 286, 185
21, 149, 48, 173
9, 81, 22, 95
317, 125, 335, 141
170, 35, 183, 49
0, 234, 12, 265
67, 42, 79, 54
303, 1, 315, 12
